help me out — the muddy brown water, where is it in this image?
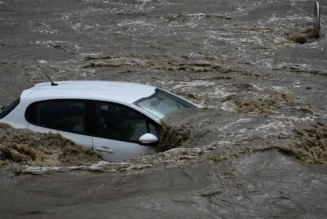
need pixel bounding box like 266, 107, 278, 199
1, 0, 327, 218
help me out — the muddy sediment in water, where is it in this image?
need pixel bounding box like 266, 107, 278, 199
285, 27, 319, 44
1, 110, 325, 172
160, 109, 327, 164
156, 121, 191, 152
0, 127, 100, 167
0, 0, 327, 218
2, 112, 327, 218
279, 123, 327, 164
223, 91, 291, 115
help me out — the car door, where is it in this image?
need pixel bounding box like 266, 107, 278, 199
92, 101, 158, 162
25, 100, 93, 149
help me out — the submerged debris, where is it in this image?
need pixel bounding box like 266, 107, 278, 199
285, 28, 316, 44
286, 32, 308, 44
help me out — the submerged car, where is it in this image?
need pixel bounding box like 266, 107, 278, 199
0, 81, 197, 162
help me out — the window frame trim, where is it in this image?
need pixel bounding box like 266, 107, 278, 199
91, 100, 159, 144
24, 99, 89, 135
24, 99, 160, 145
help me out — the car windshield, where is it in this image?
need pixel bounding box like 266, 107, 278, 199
134, 88, 197, 119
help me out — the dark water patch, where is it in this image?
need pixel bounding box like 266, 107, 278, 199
273, 65, 323, 75
0, 45, 75, 61
2, 150, 327, 218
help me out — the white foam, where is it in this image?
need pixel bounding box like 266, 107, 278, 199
118, 20, 154, 27
173, 81, 215, 90
80, 52, 103, 57
221, 101, 237, 112
21, 161, 111, 174
38, 60, 48, 64
211, 90, 233, 98
271, 86, 286, 92
273, 115, 316, 123
88, 161, 110, 170
229, 120, 294, 142
219, 117, 253, 131
267, 14, 312, 24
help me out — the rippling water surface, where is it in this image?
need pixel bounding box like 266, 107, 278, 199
0, 0, 327, 218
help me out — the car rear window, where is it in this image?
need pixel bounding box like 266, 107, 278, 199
0, 98, 20, 119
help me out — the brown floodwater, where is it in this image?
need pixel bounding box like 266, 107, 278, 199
0, 0, 327, 218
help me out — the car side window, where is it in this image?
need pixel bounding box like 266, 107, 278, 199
25, 100, 86, 134
96, 102, 158, 142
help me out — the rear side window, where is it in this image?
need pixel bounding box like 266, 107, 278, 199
0, 98, 20, 119
25, 100, 86, 134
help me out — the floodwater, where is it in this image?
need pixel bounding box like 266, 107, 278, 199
0, 0, 327, 218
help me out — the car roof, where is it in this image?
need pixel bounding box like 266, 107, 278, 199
22, 81, 157, 104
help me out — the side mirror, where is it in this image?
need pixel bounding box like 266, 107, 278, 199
139, 133, 158, 146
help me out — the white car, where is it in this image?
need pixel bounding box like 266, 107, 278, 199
0, 81, 197, 162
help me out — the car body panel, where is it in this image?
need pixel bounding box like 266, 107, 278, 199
27, 124, 93, 149
1, 97, 30, 129
93, 136, 155, 162
0, 80, 197, 162
25, 81, 157, 104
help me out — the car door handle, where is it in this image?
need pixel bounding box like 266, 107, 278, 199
96, 146, 114, 153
